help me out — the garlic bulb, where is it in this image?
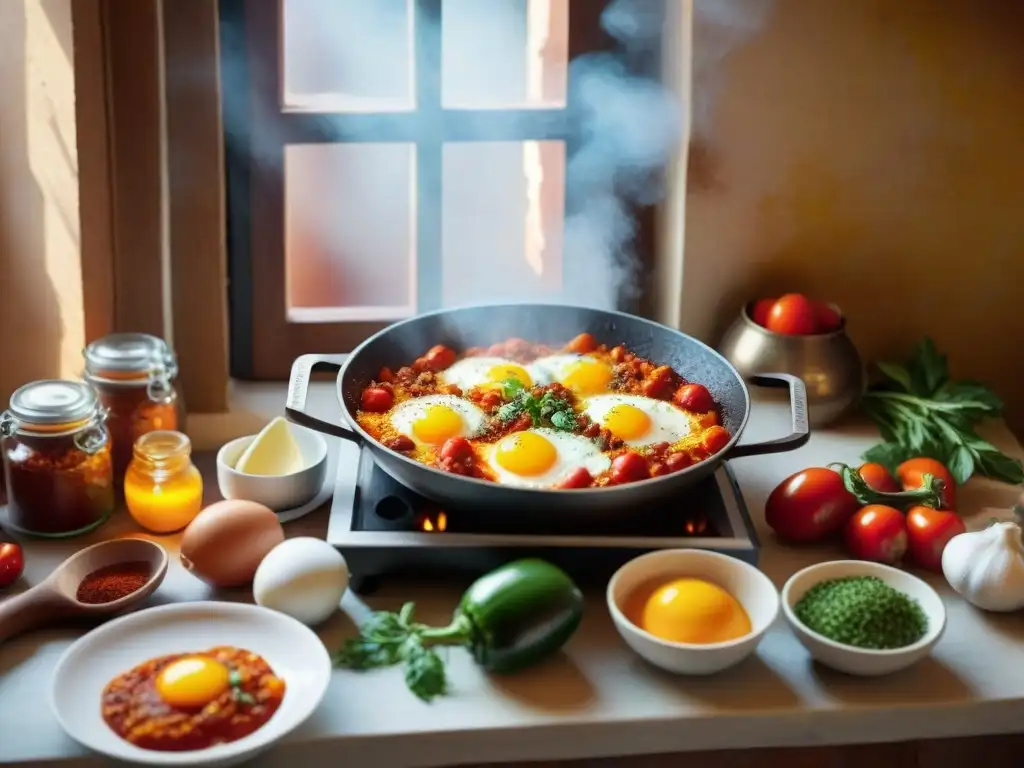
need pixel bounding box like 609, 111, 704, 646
941, 522, 1024, 612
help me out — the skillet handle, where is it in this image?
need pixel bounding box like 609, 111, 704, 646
724, 373, 810, 459
285, 354, 361, 444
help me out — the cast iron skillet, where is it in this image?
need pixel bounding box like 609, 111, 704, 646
285, 304, 809, 520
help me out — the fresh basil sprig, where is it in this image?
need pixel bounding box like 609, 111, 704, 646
495, 378, 578, 432
861, 338, 1024, 486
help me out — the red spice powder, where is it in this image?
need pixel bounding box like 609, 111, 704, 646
77, 561, 151, 604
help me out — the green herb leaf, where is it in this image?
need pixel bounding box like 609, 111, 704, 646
402, 637, 447, 702
972, 441, 1024, 485
497, 399, 525, 423
908, 337, 948, 396
501, 378, 525, 398
550, 410, 577, 431
876, 361, 913, 392
946, 444, 976, 486
935, 381, 1003, 413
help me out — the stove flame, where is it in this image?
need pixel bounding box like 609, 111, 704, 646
420, 511, 448, 533
684, 518, 708, 536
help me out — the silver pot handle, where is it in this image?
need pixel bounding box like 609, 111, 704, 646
725, 373, 810, 459
285, 354, 361, 444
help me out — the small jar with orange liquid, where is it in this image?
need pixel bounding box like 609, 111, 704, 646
124, 430, 203, 533
84, 333, 183, 486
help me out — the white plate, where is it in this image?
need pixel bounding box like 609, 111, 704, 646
50, 602, 332, 767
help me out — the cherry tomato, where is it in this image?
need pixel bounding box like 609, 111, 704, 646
440, 436, 473, 462
812, 301, 842, 333
610, 452, 649, 485
857, 462, 901, 493
702, 426, 731, 455
764, 468, 860, 543
765, 293, 818, 335
422, 345, 456, 372
845, 505, 908, 565
665, 452, 693, 474
751, 298, 776, 327
565, 333, 598, 354
554, 467, 593, 489
0, 542, 24, 589
897, 458, 956, 509
674, 383, 714, 413
360, 386, 394, 413
906, 505, 966, 572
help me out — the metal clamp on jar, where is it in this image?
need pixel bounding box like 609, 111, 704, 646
83, 333, 183, 485
0, 380, 115, 537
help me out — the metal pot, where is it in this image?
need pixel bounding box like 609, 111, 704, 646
718, 302, 864, 427
285, 304, 809, 523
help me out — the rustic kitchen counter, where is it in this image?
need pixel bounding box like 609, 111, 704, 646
2, 387, 1024, 767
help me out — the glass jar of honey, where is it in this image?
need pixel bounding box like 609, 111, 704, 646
83, 333, 183, 485
124, 430, 203, 533
0, 380, 115, 537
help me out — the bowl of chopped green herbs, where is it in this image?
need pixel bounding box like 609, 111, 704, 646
781, 560, 946, 676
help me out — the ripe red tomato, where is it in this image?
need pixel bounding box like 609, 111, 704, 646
751, 298, 776, 327
812, 301, 842, 333
897, 458, 956, 509
845, 505, 908, 565
0, 542, 24, 589
360, 386, 394, 413
673, 383, 715, 413
764, 468, 860, 543
857, 462, 901, 493
906, 505, 966, 572
765, 294, 818, 335
610, 452, 649, 485
554, 467, 593, 489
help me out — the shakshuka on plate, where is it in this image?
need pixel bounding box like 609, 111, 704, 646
356, 333, 731, 489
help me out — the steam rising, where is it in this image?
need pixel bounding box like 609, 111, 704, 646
219, 0, 770, 315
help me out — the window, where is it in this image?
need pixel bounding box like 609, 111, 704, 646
222, 0, 666, 379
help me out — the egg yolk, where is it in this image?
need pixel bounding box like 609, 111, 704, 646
485, 364, 532, 388
640, 578, 752, 645
495, 432, 557, 476
155, 656, 231, 708
562, 360, 612, 395
412, 405, 464, 444
604, 404, 652, 440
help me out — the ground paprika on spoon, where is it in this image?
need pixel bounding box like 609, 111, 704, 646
76, 561, 151, 604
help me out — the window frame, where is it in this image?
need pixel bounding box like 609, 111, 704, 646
223, 0, 665, 380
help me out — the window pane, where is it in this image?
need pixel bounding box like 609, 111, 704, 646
442, 142, 564, 306
285, 144, 416, 321
442, 0, 568, 109
282, 0, 413, 112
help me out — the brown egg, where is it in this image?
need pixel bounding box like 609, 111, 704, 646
179, 500, 285, 588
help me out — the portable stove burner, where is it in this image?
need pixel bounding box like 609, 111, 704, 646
327, 442, 760, 594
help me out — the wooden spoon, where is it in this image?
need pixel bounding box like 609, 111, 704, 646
0, 538, 168, 643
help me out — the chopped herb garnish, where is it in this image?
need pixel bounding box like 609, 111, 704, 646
495, 379, 578, 432
228, 668, 256, 706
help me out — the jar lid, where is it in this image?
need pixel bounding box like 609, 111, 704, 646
8, 380, 98, 425
84, 333, 178, 379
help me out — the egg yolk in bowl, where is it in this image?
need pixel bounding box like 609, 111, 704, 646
625, 577, 752, 645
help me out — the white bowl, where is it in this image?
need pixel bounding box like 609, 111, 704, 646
217, 427, 328, 512
607, 549, 780, 675
781, 560, 946, 677
50, 601, 332, 767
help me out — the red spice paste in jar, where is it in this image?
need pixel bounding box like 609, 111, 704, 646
84, 334, 183, 485
0, 380, 115, 537
77, 561, 151, 604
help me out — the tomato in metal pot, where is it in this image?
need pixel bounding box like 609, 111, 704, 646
766, 294, 817, 335
813, 301, 842, 333
764, 468, 860, 543
554, 467, 593, 489
906, 505, 966, 572
751, 298, 776, 328
857, 462, 901, 493
897, 458, 956, 509
0, 542, 24, 589
422, 345, 456, 372
360, 386, 394, 413
845, 505, 908, 565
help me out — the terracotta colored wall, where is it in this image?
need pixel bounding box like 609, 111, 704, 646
682, 0, 1024, 434
0, 0, 85, 406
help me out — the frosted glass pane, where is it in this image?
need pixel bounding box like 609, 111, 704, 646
282, 0, 413, 112
442, 142, 565, 306
285, 144, 416, 321
442, 0, 568, 108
